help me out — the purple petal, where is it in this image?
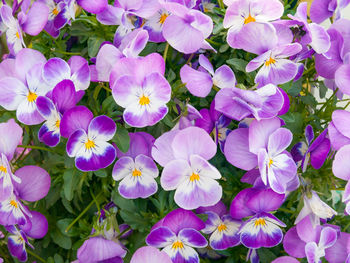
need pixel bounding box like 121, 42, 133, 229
116, 132, 154, 159
195, 109, 214, 134
68, 56, 90, 91
22, 211, 48, 239
123, 105, 168, 128
305, 242, 318, 263
43, 58, 71, 88
198, 54, 214, 75
162, 208, 205, 234
179, 228, 208, 247
22, 2, 49, 35
319, 227, 337, 249
197, 201, 227, 218
335, 64, 350, 96
151, 130, 178, 167
272, 256, 300, 263
36, 96, 57, 119
38, 124, 60, 147
0, 77, 27, 111
310, 138, 330, 170
60, 106, 93, 138
52, 79, 77, 113
224, 128, 258, 170
229, 188, 255, 219
131, 246, 172, 263
180, 65, 213, 98
95, 44, 123, 82
77, 236, 126, 262
333, 144, 350, 180
296, 216, 321, 243
77, 0, 108, 14
88, 115, 116, 142
283, 226, 307, 258
13, 166, 50, 202
213, 65, 236, 89
120, 29, 149, 58
0, 119, 23, 161
146, 226, 175, 247
309, 23, 331, 54
328, 121, 350, 150
66, 129, 86, 157
172, 126, 217, 161
267, 128, 293, 156
8, 233, 27, 261
310, 0, 334, 24
246, 189, 285, 213
325, 232, 350, 263
161, 159, 190, 190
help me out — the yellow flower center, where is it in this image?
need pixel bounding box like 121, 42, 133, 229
254, 218, 267, 227
159, 13, 168, 25
0, 165, 7, 173
16, 32, 20, 39
265, 57, 276, 66
10, 200, 18, 208
132, 169, 142, 177
27, 92, 38, 102
52, 7, 59, 16
55, 120, 60, 128
217, 223, 227, 232
244, 14, 256, 24
172, 240, 184, 250
139, 95, 150, 106
85, 139, 95, 150
268, 158, 273, 168
190, 172, 200, 182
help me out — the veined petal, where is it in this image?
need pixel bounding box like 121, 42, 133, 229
66, 129, 87, 157
16, 99, 44, 125
162, 243, 199, 263
112, 156, 134, 181
0, 194, 31, 226
190, 154, 221, 180
209, 215, 241, 250
88, 115, 116, 142
118, 171, 158, 199
143, 72, 171, 104
36, 96, 57, 120
75, 141, 116, 172
146, 226, 176, 247
135, 154, 159, 178
202, 211, 222, 234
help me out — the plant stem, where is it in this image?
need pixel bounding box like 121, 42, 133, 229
163, 42, 170, 63
217, 0, 224, 9
17, 145, 55, 153
65, 192, 103, 232
27, 249, 46, 263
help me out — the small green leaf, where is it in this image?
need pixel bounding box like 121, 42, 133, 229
94, 169, 108, 178
112, 124, 130, 153
226, 58, 248, 72
63, 169, 79, 201
88, 37, 104, 57
50, 228, 72, 249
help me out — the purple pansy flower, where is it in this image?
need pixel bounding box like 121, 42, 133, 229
0, 2, 49, 55
158, 0, 214, 54
152, 127, 222, 210
131, 246, 172, 263
291, 125, 330, 172
224, 118, 298, 194
0, 49, 49, 125
111, 53, 171, 128
143, 8, 170, 43
173, 103, 203, 131
195, 101, 232, 152
295, 191, 337, 227
77, 0, 108, 14
230, 188, 286, 249
77, 236, 127, 263
146, 208, 207, 263
180, 54, 236, 97
223, 0, 284, 53
36, 80, 82, 147
43, 56, 90, 91
284, 216, 338, 263
310, 0, 350, 24
215, 84, 285, 121
64, 106, 117, 172
112, 132, 159, 198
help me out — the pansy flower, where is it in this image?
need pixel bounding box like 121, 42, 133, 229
63, 106, 117, 171
111, 53, 171, 128
131, 246, 172, 263
146, 208, 207, 263
0, 49, 49, 125
0, 2, 49, 55
310, 0, 350, 24
152, 127, 222, 210
113, 132, 159, 199
291, 125, 331, 172
230, 188, 286, 249
180, 54, 236, 97
76, 0, 108, 14
143, 8, 170, 43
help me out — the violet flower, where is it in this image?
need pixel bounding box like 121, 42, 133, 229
63, 106, 117, 172
215, 84, 285, 121
295, 191, 337, 227
180, 54, 236, 97
224, 118, 298, 194
112, 132, 159, 199
195, 100, 231, 152
230, 188, 286, 249
0, 49, 49, 125
143, 8, 170, 43
310, 0, 350, 24
291, 125, 331, 172
284, 216, 338, 263
152, 127, 222, 210
111, 53, 171, 128
223, 0, 284, 53
131, 246, 172, 263
146, 208, 207, 263
76, 0, 108, 14
173, 103, 203, 131
36, 80, 82, 147
325, 232, 350, 263
0, 2, 49, 55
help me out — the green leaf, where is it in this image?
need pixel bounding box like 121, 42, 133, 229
226, 58, 248, 72
63, 169, 79, 201
50, 228, 72, 249
258, 248, 277, 263
57, 219, 79, 237
54, 254, 64, 263
94, 169, 108, 178
88, 37, 104, 57
112, 124, 130, 153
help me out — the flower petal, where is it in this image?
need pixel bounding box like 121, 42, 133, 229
283, 226, 306, 258
146, 226, 175, 247
22, 2, 49, 36
267, 128, 293, 156
179, 228, 208, 248
60, 106, 93, 138
88, 115, 116, 142
0, 77, 27, 111
162, 208, 205, 234
0, 119, 23, 161
180, 65, 213, 98
131, 246, 172, 263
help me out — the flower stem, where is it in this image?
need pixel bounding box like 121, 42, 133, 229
65, 192, 103, 233
17, 145, 55, 153
27, 249, 46, 263
163, 42, 170, 63
217, 0, 224, 9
